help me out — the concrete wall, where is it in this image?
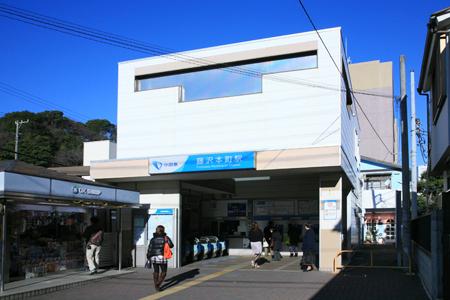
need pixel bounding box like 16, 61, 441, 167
349, 61, 396, 164
431, 95, 450, 171
340, 45, 360, 190
362, 189, 396, 209
349, 190, 361, 246
83, 140, 116, 166
135, 181, 181, 268
319, 176, 343, 271
414, 245, 432, 297
235, 175, 319, 200
116, 28, 348, 161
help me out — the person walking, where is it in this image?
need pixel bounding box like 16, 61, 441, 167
301, 223, 316, 272
263, 221, 274, 257
288, 224, 301, 257
271, 226, 282, 261
147, 225, 174, 291
82, 216, 103, 275
248, 222, 264, 268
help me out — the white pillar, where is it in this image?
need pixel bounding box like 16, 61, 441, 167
319, 175, 343, 272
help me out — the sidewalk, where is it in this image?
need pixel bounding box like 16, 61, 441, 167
24, 256, 429, 300
0, 268, 135, 300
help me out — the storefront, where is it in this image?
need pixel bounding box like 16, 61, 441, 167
363, 210, 396, 244
0, 160, 139, 291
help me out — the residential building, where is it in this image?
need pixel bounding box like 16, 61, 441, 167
349, 60, 397, 164
349, 60, 399, 245
360, 157, 401, 244
418, 7, 450, 190
417, 7, 450, 299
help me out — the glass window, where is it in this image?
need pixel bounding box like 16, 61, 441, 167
364, 174, 391, 190
136, 52, 317, 102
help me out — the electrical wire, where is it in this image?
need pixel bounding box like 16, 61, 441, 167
0, 2, 396, 159
296, 0, 394, 156
0, 82, 93, 122
0, 3, 394, 100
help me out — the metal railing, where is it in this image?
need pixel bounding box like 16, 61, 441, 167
332, 248, 412, 274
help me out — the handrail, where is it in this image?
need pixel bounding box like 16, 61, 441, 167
332, 249, 412, 274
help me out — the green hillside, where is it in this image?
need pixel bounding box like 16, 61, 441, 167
0, 111, 116, 167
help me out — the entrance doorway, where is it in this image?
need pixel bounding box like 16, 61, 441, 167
180, 175, 320, 266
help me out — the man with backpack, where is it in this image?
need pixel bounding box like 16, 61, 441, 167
82, 216, 103, 275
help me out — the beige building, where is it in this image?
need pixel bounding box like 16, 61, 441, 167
349, 60, 397, 164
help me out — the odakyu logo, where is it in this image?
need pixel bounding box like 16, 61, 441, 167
72, 186, 79, 194
152, 161, 163, 170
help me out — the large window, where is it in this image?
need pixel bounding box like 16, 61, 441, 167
136, 52, 317, 102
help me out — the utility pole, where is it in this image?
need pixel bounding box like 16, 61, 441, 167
410, 71, 418, 219
14, 119, 29, 160
400, 55, 411, 265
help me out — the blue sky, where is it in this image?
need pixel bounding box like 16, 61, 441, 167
0, 0, 446, 164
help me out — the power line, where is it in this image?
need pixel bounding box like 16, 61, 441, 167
0, 3, 394, 100
0, 81, 93, 122
0, 1, 396, 157
296, 0, 394, 156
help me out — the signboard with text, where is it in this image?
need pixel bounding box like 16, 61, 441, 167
321, 200, 337, 220
227, 203, 247, 217
149, 151, 255, 174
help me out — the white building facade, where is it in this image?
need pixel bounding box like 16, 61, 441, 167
86, 27, 361, 271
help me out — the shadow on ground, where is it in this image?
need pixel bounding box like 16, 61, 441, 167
255, 257, 270, 266
161, 268, 200, 290
310, 268, 428, 300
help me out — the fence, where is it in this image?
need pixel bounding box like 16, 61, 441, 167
411, 214, 431, 252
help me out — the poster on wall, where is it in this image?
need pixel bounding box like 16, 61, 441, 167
253, 200, 295, 216
321, 200, 337, 220
227, 203, 247, 217
254, 200, 272, 216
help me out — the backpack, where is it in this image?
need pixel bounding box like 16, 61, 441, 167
89, 230, 103, 246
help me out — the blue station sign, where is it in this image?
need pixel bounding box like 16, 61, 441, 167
149, 151, 255, 174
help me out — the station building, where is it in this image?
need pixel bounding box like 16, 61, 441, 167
85, 27, 361, 271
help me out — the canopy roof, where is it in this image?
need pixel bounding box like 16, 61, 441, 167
0, 160, 139, 207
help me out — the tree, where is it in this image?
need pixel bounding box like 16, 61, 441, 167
86, 119, 116, 141
417, 173, 444, 215
0, 111, 116, 167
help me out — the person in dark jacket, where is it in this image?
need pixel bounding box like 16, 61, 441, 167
301, 223, 316, 272
271, 226, 282, 261
82, 216, 103, 275
147, 225, 174, 291
263, 221, 274, 256
248, 222, 264, 268
288, 224, 301, 257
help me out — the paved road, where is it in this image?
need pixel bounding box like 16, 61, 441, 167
29, 256, 429, 300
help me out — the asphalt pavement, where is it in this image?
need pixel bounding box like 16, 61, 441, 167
28, 255, 429, 300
